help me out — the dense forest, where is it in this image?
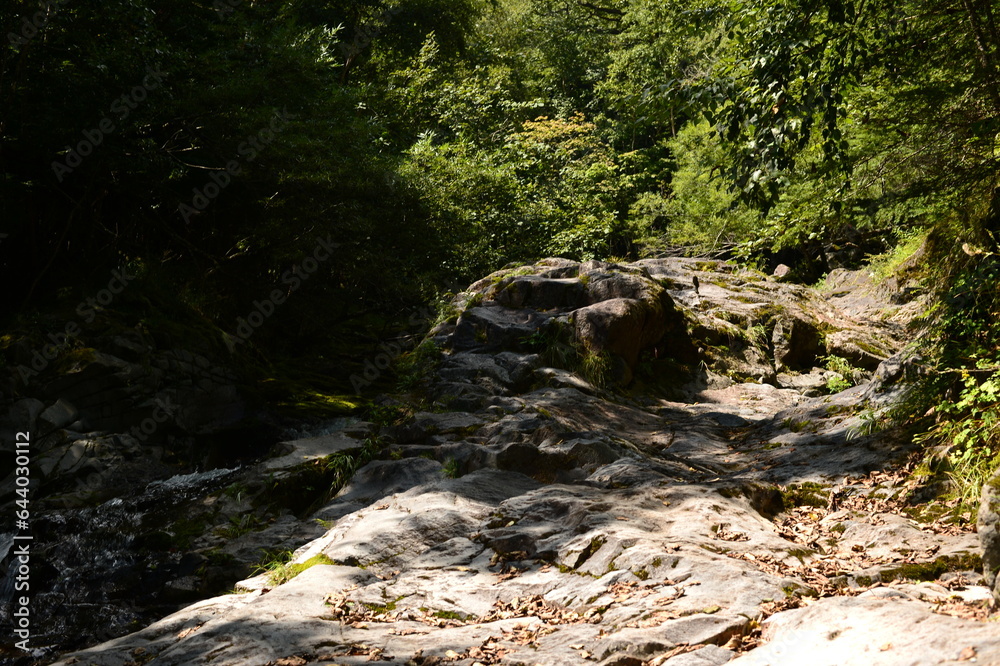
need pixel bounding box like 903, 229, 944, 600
3, 0, 1000, 502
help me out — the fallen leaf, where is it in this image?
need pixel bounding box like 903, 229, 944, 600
272, 657, 307, 666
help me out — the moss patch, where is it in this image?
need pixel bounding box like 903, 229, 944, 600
880, 552, 982, 582
781, 482, 829, 508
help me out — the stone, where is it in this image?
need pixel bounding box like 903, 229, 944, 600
772, 316, 823, 371
574, 298, 663, 369
492, 275, 588, 310
728, 597, 1000, 665
8, 397, 45, 434
979, 467, 1000, 602
40, 255, 972, 666
39, 398, 80, 433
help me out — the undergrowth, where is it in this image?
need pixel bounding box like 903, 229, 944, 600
889, 236, 1000, 512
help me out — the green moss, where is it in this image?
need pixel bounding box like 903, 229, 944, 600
633, 568, 649, 580
830, 522, 846, 534
431, 609, 468, 620
781, 417, 813, 433
781, 482, 829, 508
259, 377, 361, 418
651, 557, 663, 568
787, 548, 815, 564
880, 553, 982, 582
782, 583, 818, 598
54, 347, 98, 374
854, 575, 873, 587
363, 600, 398, 614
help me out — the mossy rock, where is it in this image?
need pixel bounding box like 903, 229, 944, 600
781, 482, 829, 509
880, 552, 982, 582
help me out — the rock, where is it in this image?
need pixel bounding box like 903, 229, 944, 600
979, 467, 1000, 602
265, 431, 363, 476
574, 296, 674, 376
38, 398, 79, 433
776, 368, 837, 396
772, 264, 792, 279
824, 330, 890, 371
41, 254, 966, 666
728, 597, 1000, 665
7, 397, 45, 434
660, 645, 735, 665
451, 304, 551, 351
772, 316, 823, 371
492, 275, 587, 310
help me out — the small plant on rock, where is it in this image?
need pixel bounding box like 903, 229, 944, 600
578, 348, 613, 388
443, 458, 461, 478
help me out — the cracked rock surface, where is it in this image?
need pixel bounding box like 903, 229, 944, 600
56, 259, 992, 666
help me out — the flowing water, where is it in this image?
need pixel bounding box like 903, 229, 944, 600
0, 418, 355, 665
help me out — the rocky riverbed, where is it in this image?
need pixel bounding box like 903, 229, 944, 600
4, 257, 997, 665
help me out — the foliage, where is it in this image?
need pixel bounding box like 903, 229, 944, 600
257, 551, 336, 586
442, 458, 461, 478
578, 349, 614, 388
7, 0, 1000, 511
822, 354, 865, 387
899, 251, 1000, 510
397, 340, 442, 390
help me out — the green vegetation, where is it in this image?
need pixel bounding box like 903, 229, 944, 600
820, 354, 866, 394
5, 0, 1000, 524
880, 553, 982, 583
397, 340, 442, 391
442, 458, 461, 478
781, 483, 829, 509
257, 552, 336, 586
578, 349, 614, 388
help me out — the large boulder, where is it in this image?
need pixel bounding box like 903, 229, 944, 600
772, 316, 824, 371
574, 298, 662, 368
979, 468, 1000, 602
